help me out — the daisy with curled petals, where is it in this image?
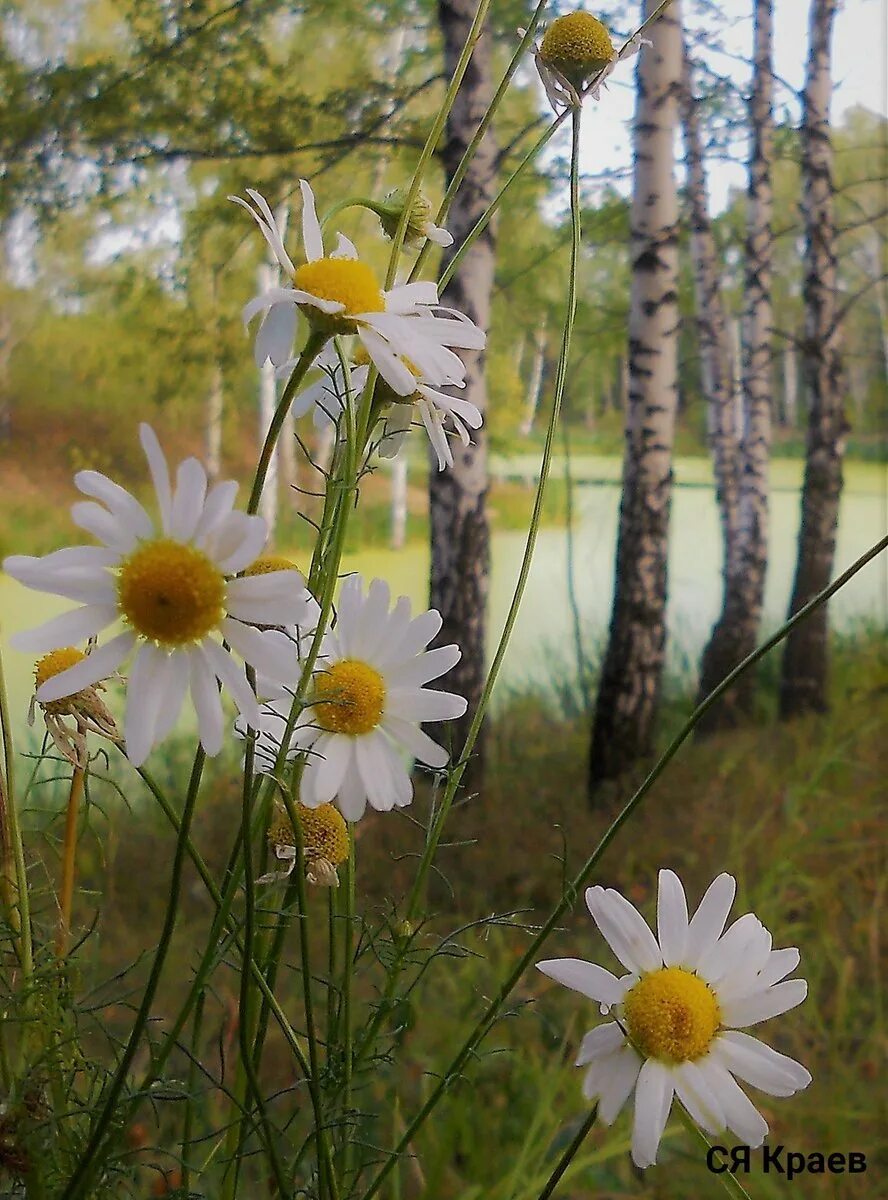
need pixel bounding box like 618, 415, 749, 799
248, 575, 467, 822
231, 180, 485, 391
3, 425, 315, 767
537, 870, 811, 1168
522, 12, 650, 112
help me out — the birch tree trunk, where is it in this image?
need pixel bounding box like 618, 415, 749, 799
588, 0, 682, 791
390, 453, 408, 549
783, 341, 798, 427
205, 357, 224, 481
426, 0, 497, 781
780, 0, 848, 718
519, 318, 547, 436
696, 0, 774, 728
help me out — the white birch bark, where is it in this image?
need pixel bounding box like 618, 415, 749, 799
519, 318, 547, 436
205, 357, 224, 481
780, 0, 848, 717
589, 0, 683, 789
783, 341, 799, 427
390, 453, 408, 549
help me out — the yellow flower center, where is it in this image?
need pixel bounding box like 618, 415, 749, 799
293, 257, 385, 333
314, 659, 386, 735
624, 967, 721, 1063
243, 555, 300, 576
117, 538, 226, 646
270, 801, 349, 864
35, 647, 86, 691
539, 13, 615, 86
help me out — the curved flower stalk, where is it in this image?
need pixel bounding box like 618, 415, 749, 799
525, 11, 652, 111
242, 575, 466, 821
538, 870, 811, 1168
3, 425, 315, 766
232, 180, 485, 391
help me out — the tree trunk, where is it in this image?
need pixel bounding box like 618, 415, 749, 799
519, 318, 547, 436
783, 341, 798, 427
695, 0, 774, 729
588, 0, 682, 791
780, 0, 847, 718
427, 0, 497, 783
390, 453, 408, 549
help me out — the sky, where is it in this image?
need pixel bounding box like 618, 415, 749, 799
568, 0, 888, 211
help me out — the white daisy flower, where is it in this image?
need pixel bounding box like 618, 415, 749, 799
537, 870, 811, 1169
248, 575, 467, 822
284, 344, 482, 470
231, 181, 485, 392
3, 425, 316, 767
522, 12, 649, 112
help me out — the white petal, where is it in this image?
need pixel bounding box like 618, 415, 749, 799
299, 179, 324, 261
756, 947, 801, 990
575, 1022, 624, 1066
152, 651, 190, 743
382, 715, 449, 768
672, 1060, 725, 1135
382, 608, 442, 665
355, 732, 400, 812
222, 618, 295, 684
385, 644, 461, 687
3, 557, 116, 605
140, 424, 173, 533
631, 1059, 674, 1168
331, 232, 358, 259
684, 873, 736, 968
194, 480, 240, 546
696, 913, 766, 985
357, 326, 417, 395
226, 571, 308, 626
169, 458, 208, 542
212, 513, 268, 574
124, 644, 168, 766
201, 639, 262, 730
34, 630, 135, 701
312, 735, 351, 804
720, 979, 808, 1029
535, 959, 624, 1006
74, 471, 154, 541
255, 303, 297, 368
13, 605, 119, 657
590, 1045, 642, 1123
695, 1058, 769, 1147
189, 646, 224, 756
383, 281, 439, 313
334, 753, 367, 822
594, 887, 663, 975
70, 502, 138, 553
386, 686, 467, 722
713, 1031, 812, 1096
657, 869, 689, 967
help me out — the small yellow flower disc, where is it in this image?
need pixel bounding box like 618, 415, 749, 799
34, 647, 86, 691
624, 967, 721, 1063
243, 555, 300, 577
270, 802, 349, 865
117, 538, 226, 646
539, 12, 615, 87
293, 258, 385, 333
314, 659, 386, 735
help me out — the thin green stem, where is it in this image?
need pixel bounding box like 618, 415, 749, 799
408, 0, 549, 286
673, 1106, 755, 1200
356, 530, 888, 1200
534, 1106, 598, 1200
180, 989, 205, 1197
561, 418, 590, 713
62, 748, 207, 1200
0, 644, 31, 974
340, 828, 356, 1180
248, 331, 328, 514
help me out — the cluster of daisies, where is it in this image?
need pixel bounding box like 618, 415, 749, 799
3, 20, 814, 1171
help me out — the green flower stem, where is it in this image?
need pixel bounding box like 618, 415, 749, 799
180, 988, 205, 1196
340, 828, 356, 1180
357, 530, 888, 1200
534, 1105, 599, 1200
0, 644, 31, 974
673, 1106, 754, 1200
62, 747, 207, 1200
561, 419, 590, 712
248, 330, 329, 515
382, 0, 494, 286
408, 0, 549, 286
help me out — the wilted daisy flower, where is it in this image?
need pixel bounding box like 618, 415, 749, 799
537, 871, 811, 1168
249, 575, 467, 821
232, 180, 484, 391
4, 425, 314, 766
261, 800, 349, 887
524, 12, 649, 111
286, 344, 482, 470
374, 187, 454, 251
30, 646, 119, 768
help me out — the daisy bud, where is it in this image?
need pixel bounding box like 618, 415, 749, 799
376, 188, 453, 251
538, 12, 616, 92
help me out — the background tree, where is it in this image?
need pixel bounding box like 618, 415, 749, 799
588, 0, 683, 791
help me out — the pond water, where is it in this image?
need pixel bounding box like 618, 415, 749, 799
1, 457, 885, 734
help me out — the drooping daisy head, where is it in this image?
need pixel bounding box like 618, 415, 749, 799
523, 12, 648, 111
537, 870, 811, 1168
29, 645, 119, 768
262, 800, 350, 887
233, 180, 485, 393
249, 575, 467, 822
4, 425, 316, 766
